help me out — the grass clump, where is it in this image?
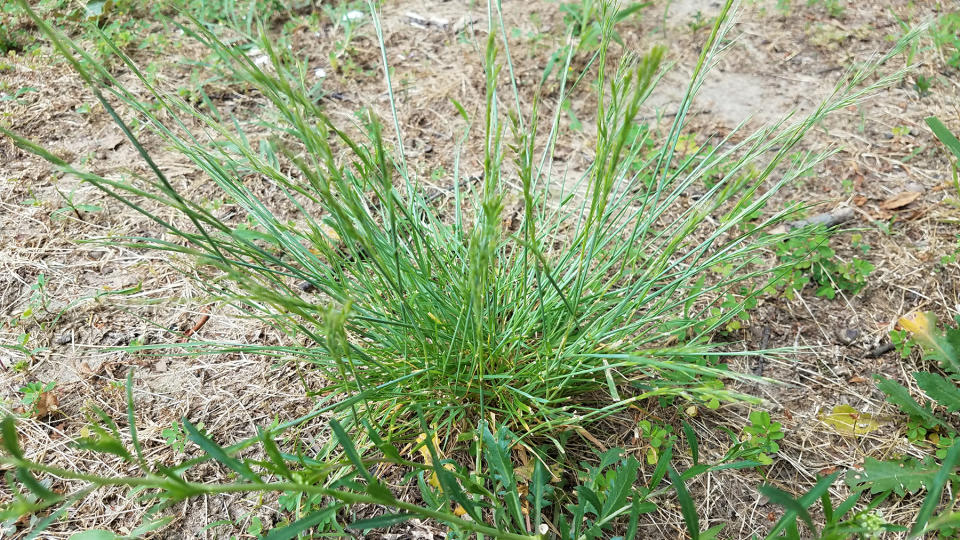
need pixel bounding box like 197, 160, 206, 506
0, 0, 930, 536
1, 0, 917, 444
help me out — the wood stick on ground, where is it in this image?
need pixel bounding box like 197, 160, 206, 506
786, 206, 855, 230
179, 307, 211, 342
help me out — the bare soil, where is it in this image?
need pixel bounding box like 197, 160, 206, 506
2, 0, 959, 538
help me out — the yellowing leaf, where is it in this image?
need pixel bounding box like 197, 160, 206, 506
899, 311, 935, 344
817, 405, 883, 436
515, 463, 534, 482
414, 432, 440, 465
412, 432, 455, 490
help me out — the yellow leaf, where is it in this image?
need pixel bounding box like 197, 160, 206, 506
428, 463, 457, 490
413, 433, 457, 492
817, 405, 883, 436
414, 432, 441, 465
899, 311, 936, 348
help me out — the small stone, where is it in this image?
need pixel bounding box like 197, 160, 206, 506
405, 11, 450, 30
452, 15, 476, 34
836, 327, 860, 345
78, 361, 94, 378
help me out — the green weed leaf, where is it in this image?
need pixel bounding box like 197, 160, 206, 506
913, 372, 960, 413
257, 427, 292, 479
576, 485, 603, 517
531, 459, 548, 530
875, 376, 949, 430
600, 455, 640, 518
69, 531, 117, 540
350, 512, 413, 531
73, 431, 131, 461
481, 424, 524, 530
910, 437, 960, 536
330, 419, 372, 482
16, 468, 57, 501
846, 457, 935, 496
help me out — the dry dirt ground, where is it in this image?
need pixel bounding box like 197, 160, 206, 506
1, 0, 959, 538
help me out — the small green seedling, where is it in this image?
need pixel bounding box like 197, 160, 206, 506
932, 11, 960, 70
913, 75, 932, 97
638, 419, 676, 464
808, 0, 845, 18
0, 86, 37, 104
889, 328, 914, 358
163, 420, 205, 454
772, 231, 874, 300
19, 381, 55, 415
15, 273, 49, 325
742, 411, 785, 465
52, 185, 102, 222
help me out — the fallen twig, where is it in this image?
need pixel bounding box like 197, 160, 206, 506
179, 308, 211, 342
786, 206, 855, 230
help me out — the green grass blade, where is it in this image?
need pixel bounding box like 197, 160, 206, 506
926, 116, 960, 160
350, 512, 414, 532
182, 419, 260, 483
682, 421, 699, 465
764, 471, 840, 538
1, 416, 23, 459
758, 484, 815, 533
668, 465, 699, 540
126, 369, 146, 470
263, 505, 340, 540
